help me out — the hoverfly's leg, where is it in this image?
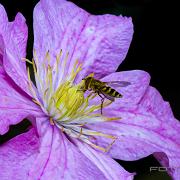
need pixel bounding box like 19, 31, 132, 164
77, 87, 87, 92
101, 98, 105, 115
77, 89, 86, 92
97, 92, 105, 115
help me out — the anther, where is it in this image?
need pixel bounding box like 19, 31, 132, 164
32, 99, 41, 106
77, 128, 83, 138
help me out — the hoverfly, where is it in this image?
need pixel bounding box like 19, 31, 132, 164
80, 74, 131, 114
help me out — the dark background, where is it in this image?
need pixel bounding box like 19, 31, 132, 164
0, 0, 179, 179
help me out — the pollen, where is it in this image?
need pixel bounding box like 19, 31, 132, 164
24, 49, 120, 152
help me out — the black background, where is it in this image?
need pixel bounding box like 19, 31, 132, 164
0, 0, 179, 179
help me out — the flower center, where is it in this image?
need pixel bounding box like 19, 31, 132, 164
24, 50, 118, 152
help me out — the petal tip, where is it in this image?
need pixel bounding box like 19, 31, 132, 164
15, 12, 26, 24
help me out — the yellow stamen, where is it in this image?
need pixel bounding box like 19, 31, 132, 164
105, 117, 121, 121
88, 143, 107, 152
21, 58, 33, 65
27, 67, 36, 97
45, 50, 51, 64
32, 59, 37, 74
77, 127, 83, 138
56, 49, 62, 72
105, 137, 117, 152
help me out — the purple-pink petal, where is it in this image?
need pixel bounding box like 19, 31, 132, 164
33, 0, 133, 84
90, 86, 180, 180
75, 140, 135, 180
0, 128, 39, 180
0, 66, 43, 135
27, 117, 135, 179
0, 35, 4, 65
76, 15, 133, 81
0, 4, 30, 96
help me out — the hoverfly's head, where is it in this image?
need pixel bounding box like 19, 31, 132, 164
81, 73, 94, 91
82, 77, 90, 81
82, 73, 94, 81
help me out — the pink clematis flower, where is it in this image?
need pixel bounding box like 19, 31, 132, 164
0, 0, 180, 179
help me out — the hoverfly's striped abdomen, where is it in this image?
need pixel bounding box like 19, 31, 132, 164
101, 86, 122, 98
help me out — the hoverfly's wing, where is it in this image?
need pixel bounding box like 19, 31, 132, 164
99, 90, 115, 101
103, 81, 131, 88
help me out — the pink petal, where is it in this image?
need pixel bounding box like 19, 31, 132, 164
0, 66, 43, 135
0, 4, 30, 96
75, 140, 135, 180
33, 0, 133, 84
0, 35, 4, 65
0, 128, 39, 179
89, 86, 180, 180
28, 117, 134, 179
